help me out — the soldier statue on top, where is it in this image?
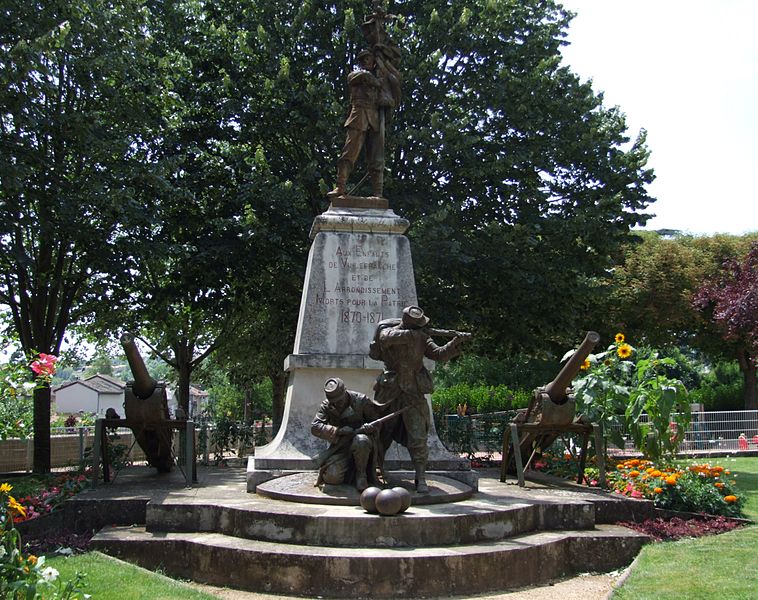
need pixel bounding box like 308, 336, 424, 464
329, 2, 402, 199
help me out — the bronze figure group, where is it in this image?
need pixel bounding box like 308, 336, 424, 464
312, 306, 471, 493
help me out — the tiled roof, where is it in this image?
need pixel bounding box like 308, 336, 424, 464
54, 374, 125, 395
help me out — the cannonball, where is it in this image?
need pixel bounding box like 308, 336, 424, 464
375, 488, 403, 516
360, 486, 382, 513
392, 486, 412, 513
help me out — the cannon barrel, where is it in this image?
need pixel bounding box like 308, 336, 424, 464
544, 331, 600, 404
120, 333, 158, 400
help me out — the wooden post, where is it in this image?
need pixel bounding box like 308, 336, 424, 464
510, 423, 525, 487
185, 420, 196, 486
92, 419, 103, 487
593, 423, 606, 488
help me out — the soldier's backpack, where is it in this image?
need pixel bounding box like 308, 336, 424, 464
368, 318, 401, 361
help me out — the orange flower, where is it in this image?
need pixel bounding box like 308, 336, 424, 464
629, 470, 640, 478
28, 555, 38, 566
715, 482, 725, 489
665, 476, 678, 486
580, 359, 591, 371
654, 487, 663, 494
724, 495, 738, 503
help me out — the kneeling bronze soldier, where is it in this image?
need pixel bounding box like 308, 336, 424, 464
312, 377, 387, 491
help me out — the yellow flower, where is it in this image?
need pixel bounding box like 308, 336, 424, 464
8, 496, 26, 518
28, 555, 38, 566
724, 495, 738, 503
0, 482, 12, 493
617, 344, 633, 359
580, 359, 591, 371
615, 333, 625, 343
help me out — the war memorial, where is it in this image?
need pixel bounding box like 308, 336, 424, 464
84, 3, 652, 597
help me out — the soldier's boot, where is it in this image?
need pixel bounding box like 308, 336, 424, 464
328, 160, 351, 197
369, 169, 384, 198
352, 435, 371, 492
414, 462, 429, 494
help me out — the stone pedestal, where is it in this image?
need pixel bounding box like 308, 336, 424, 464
247, 202, 474, 491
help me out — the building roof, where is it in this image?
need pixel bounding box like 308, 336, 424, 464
54, 374, 125, 395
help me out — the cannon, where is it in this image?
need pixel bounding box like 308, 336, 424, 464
120, 333, 173, 473
505, 331, 600, 473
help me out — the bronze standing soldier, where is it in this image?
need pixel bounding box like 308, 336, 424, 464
371, 306, 470, 493
311, 377, 386, 491
329, 49, 398, 199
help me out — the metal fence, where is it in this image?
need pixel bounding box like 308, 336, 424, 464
614, 410, 758, 453
437, 410, 758, 457
0, 422, 273, 474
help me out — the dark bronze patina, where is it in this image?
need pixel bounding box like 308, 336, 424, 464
370, 306, 471, 493
503, 331, 601, 481
328, 2, 402, 200
120, 333, 173, 473
311, 377, 392, 492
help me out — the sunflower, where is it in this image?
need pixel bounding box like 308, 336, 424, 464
614, 333, 625, 343
617, 344, 633, 359
580, 359, 591, 371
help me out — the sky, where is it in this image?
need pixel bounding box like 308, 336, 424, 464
558, 0, 758, 235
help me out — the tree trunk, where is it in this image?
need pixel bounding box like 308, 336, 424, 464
270, 370, 287, 436
33, 385, 52, 474
177, 361, 192, 415
737, 349, 757, 410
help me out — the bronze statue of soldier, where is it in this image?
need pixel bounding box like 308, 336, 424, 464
370, 306, 471, 493
311, 377, 388, 492
329, 49, 398, 199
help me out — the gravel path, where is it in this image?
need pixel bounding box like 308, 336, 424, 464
188, 570, 625, 600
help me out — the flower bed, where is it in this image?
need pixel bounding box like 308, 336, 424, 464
617, 515, 745, 541
11, 472, 89, 524
531, 453, 746, 518
609, 458, 745, 518
1, 482, 87, 598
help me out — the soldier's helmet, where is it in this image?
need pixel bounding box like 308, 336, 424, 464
401, 305, 430, 329
324, 377, 347, 399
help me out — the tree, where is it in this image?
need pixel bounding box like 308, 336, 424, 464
228, 1, 655, 353
0, 0, 162, 472
693, 243, 758, 410
602, 232, 757, 343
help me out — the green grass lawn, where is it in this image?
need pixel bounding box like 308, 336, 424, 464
614, 456, 758, 599
46, 552, 218, 600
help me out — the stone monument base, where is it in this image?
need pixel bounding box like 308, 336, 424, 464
255, 471, 473, 506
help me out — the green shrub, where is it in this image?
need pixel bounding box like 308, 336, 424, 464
431, 384, 530, 415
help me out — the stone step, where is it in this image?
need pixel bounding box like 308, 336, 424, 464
92, 524, 647, 598
146, 491, 596, 548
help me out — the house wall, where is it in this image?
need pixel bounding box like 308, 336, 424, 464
54, 386, 99, 414
53, 386, 125, 416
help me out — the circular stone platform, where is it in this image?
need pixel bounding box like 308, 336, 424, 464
255, 471, 473, 506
